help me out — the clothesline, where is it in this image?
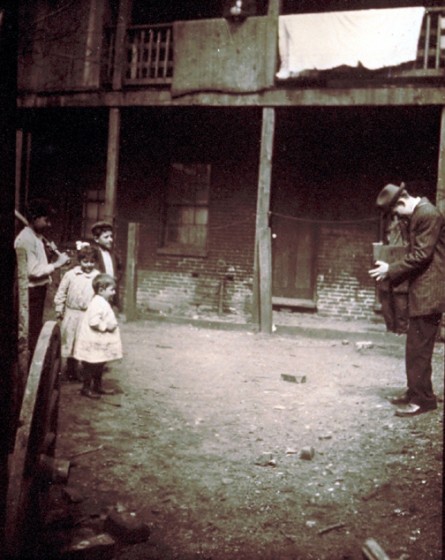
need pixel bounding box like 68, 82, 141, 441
270, 211, 379, 225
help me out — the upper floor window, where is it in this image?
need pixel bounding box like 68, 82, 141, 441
158, 163, 210, 257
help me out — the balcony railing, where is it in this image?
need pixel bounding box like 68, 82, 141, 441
104, 23, 173, 86
124, 24, 173, 84
412, 7, 444, 74
103, 7, 444, 89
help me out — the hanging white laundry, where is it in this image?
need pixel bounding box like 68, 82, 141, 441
276, 7, 425, 79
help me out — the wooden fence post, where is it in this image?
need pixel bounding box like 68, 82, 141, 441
253, 108, 275, 332
124, 222, 139, 321
258, 227, 273, 333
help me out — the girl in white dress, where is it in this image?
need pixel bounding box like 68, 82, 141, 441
54, 246, 100, 381
74, 273, 123, 399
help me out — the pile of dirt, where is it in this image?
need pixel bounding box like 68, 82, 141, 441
53, 319, 443, 560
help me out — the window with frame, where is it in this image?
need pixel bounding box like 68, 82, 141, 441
159, 163, 210, 256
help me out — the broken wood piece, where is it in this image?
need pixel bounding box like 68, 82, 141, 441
362, 538, 391, 560
317, 522, 345, 535
70, 444, 104, 459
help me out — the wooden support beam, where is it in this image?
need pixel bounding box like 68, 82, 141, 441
83, 0, 105, 88
0, 1, 18, 540
124, 222, 139, 321
267, 0, 282, 17
104, 108, 120, 224
436, 106, 445, 214
436, 107, 445, 341
15, 129, 23, 210
253, 108, 275, 332
112, 0, 132, 90
258, 227, 273, 332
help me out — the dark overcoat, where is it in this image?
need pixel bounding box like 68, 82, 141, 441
93, 244, 122, 282
92, 244, 123, 309
388, 198, 445, 317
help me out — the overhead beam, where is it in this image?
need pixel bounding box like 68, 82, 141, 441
17, 85, 445, 110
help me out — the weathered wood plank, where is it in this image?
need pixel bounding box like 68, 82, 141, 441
104, 108, 120, 224
253, 108, 275, 330
124, 223, 140, 321
172, 17, 277, 96
258, 227, 273, 333
18, 85, 445, 109
437, 105, 445, 214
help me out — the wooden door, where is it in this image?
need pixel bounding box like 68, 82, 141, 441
271, 217, 317, 308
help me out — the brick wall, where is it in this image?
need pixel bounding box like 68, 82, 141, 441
315, 222, 379, 320
119, 161, 258, 320
115, 107, 384, 324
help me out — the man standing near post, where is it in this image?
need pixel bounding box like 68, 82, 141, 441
369, 183, 445, 417
15, 199, 70, 359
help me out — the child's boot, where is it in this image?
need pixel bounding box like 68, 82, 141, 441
92, 373, 114, 395
80, 369, 100, 399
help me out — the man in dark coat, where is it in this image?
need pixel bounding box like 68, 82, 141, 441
369, 183, 445, 416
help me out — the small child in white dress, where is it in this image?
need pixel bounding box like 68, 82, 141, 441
74, 273, 123, 399
54, 245, 100, 381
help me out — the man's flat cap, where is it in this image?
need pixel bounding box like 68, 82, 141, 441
91, 221, 113, 235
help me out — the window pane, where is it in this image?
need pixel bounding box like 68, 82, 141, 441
195, 208, 208, 225
164, 163, 210, 250
181, 207, 195, 225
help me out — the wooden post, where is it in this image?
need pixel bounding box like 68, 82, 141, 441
253, 108, 275, 332
267, 0, 282, 17
15, 129, 23, 210
436, 106, 445, 214
0, 2, 18, 542
124, 222, 139, 321
104, 108, 120, 224
258, 227, 273, 332
16, 248, 29, 378
83, 0, 105, 88
436, 107, 445, 341
112, 0, 132, 91
24, 131, 31, 206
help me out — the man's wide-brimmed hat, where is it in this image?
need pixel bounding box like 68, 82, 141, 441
376, 183, 406, 214
91, 220, 113, 235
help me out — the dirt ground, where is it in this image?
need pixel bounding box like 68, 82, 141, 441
52, 314, 443, 560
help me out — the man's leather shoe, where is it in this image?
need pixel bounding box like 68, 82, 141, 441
395, 403, 436, 417
80, 388, 101, 399
93, 386, 115, 395
389, 394, 410, 405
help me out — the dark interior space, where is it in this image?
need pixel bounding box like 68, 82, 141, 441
272, 106, 440, 220
22, 108, 109, 243
131, 0, 269, 24
23, 105, 441, 237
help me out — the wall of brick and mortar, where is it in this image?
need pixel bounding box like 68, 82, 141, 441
132, 159, 258, 320
115, 108, 381, 323
118, 203, 378, 323
315, 223, 378, 321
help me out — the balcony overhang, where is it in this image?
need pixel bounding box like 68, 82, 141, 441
17, 84, 445, 109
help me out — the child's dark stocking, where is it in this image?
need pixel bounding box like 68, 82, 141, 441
92, 362, 114, 395
80, 362, 100, 399
66, 357, 81, 382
